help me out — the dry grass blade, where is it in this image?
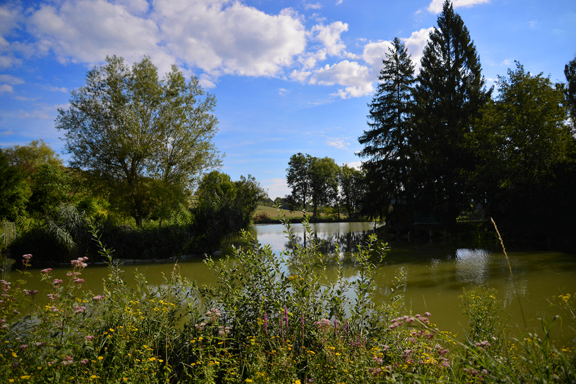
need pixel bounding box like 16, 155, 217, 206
491, 217, 527, 329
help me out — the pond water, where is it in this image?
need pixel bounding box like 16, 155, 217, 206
17, 222, 576, 344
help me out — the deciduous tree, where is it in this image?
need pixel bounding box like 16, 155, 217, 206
56, 55, 221, 226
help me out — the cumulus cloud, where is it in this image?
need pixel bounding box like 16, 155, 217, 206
155, 0, 306, 78
311, 60, 373, 98
427, 0, 490, 14
327, 138, 351, 149
44, 85, 68, 93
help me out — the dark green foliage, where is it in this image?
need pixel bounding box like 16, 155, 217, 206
2, 139, 63, 172
359, 37, 415, 219
27, 164, 72, 216
192, 171, 267, 253
411, 0, 490, 225
338, 165, 365, 219
286, 152, 313, 211
565, 53, 576, 123
286, 153, 340, 217
0, 151, 30, 221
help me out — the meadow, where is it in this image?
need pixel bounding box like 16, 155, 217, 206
1, 214, 575, 383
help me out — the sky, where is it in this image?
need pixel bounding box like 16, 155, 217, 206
0, 0, 575, 200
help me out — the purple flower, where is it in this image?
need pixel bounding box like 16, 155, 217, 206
47, 293, 59, 301
264, 313, 268, 334
41, 268, 53, 274
85, 335, 95, 341
19, 344, 28, 350
92, 295, 104, 302
80, 359, 89, 365
23, 254, 32, 260
424, 312, 431, 317
61, 356, 74, 366
73, 277, 85, 285
53, 279, 63, 286
35, 342, 47, 347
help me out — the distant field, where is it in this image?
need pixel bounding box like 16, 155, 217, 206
253, 205, 313, 219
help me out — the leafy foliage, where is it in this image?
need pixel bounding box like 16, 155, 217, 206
0, 151, 30, 221
56, 55, 221, 226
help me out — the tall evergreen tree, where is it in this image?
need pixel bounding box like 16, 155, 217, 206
564, 54, 576, 127
412, 0, 490, 225
358, 37, 416, 219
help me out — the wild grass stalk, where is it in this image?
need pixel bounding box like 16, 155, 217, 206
490, 217, 527, 329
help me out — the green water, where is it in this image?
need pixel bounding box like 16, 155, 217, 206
16, 222, 576, 344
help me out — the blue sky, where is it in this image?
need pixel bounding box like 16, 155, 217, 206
1, 0, 575, 200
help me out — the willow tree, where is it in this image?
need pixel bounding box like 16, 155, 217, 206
56, 55, 221, 226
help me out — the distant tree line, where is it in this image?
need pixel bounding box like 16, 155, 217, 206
285, 153, 365, 219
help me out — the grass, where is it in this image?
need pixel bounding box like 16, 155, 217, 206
253, 205, 314, 220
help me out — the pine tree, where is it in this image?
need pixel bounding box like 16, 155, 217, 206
358, 37, 416, 219
412, 0, 490, 225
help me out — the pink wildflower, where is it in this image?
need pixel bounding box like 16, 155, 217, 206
23, 254, 32, 260
85, 335, 95, 341
41, 268, 53, 274
80, 359, 89, 365
424, 312, 431, 317
61, 356, 74, 366
73, 305, 86, 314
53, 279, 63, 286
92, 295, 104, 302
19, 344, 28, 350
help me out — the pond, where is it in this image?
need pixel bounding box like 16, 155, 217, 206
17, 222, 576, 343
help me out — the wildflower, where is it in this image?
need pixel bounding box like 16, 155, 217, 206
80, 359, 89, 365
53, 279, 63, 286
41, 268, 53, 274
98, 356, 103, 360
49, 306, 59, 312
92, 295, 104, 302
19, 344, 28, 350
85, 335, 95, 341
62, 356, 74, 365
245, 380, 253, 383
424, 312, 431, 317
35, 342, 47, 347
47, 293, 59, 301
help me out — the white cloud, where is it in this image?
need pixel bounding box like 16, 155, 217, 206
44, 85, 68, 93
336, 0, 344, 4
346, 161, 362, 170
502, 59, 512, 65
327, 138, 350, 149
0, 74, 24, 85
279, 88, 289, 95
155, 0, 306, 78
311, 21, 348, 57
0, 84, 13, 93
290, 69, 312, 82
262, 177, 291, 200
25, 0, 174, 72
303, 2, 322, 10
402, 28, 433, 71
427, 0, 490, 14
310, 60, 373, 98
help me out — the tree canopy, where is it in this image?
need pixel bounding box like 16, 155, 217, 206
56, 55, 221, 226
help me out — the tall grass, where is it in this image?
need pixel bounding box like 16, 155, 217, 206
1, 213, 575, 383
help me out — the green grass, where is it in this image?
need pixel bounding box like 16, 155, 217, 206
253, 205, 314, 220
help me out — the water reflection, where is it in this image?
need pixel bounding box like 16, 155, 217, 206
454, 248, 490, 284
